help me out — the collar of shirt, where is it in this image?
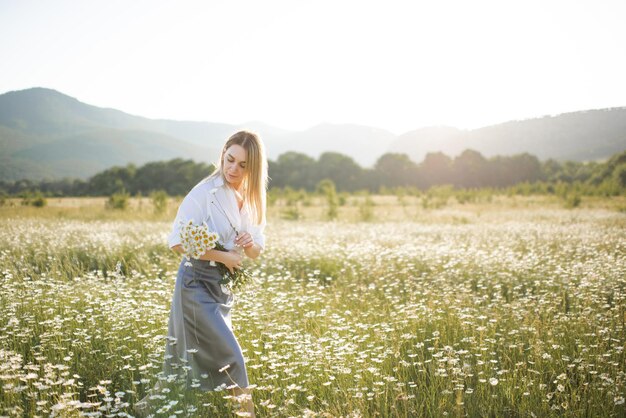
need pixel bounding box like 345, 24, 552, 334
212, 173, 225, 189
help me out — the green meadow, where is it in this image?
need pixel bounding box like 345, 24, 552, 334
1, 194, 625, 417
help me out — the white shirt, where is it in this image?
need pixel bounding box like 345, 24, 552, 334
167, 174, 266, 252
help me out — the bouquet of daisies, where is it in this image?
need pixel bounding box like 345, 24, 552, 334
178, 220, 252, 292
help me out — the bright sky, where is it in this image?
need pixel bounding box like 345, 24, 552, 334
1, 0, 625, 134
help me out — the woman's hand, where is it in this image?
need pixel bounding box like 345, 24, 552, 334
234, 232, 254, 249
235, 231, 262, 260
221, 250, 243, 274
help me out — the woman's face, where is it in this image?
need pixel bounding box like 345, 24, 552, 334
222, 144, 247, 188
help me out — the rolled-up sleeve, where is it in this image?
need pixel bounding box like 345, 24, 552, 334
248, 216, 267, 251
167, 189, 208, 249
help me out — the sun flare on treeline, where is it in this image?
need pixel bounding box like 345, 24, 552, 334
2, 148, 626, 203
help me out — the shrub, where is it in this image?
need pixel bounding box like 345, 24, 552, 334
338, 192, 349, 206
395, 188, 407, 206
612, 163, 626, 189
150, 190, 168, 214
564, 194, 581, 209
106, 190, 130, 210
359, 193, 375, 222
281, 187, 302, 220
316, 179, 339, 220
32, 194, 47, 207
267, 189, 279, 206
281, 205, 301, 220
20, 191, 47, 207
422, 185, 450, 209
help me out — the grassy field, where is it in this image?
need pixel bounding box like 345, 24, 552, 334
0, 195, 625, 417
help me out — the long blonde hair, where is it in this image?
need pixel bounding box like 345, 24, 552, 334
207, 130, 267, 225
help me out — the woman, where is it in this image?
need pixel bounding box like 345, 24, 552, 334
135, 130, 267, 417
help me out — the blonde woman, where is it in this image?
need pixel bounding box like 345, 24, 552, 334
135, 130, 267, 417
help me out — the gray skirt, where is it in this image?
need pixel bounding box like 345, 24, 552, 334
160, 258, 249, 391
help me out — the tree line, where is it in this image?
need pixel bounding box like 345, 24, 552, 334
1, 149, 625, 198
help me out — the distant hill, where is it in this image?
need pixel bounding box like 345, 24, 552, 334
1, 87, 625, 181
0, 88, 230, 180
390, 109, 626, 162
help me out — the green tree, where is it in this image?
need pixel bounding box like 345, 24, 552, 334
132, 159, 213, 195
374, 153, 417, 188
269, 152, 317, 190
88, 164, 136, 196
316, 152, 363, 192
418, 152, 453, 188
453, 150, 488, 188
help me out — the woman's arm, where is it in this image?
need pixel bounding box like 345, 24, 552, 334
233, 233, 263, 259
243, 243, 262, 259
171, 245, 243, 273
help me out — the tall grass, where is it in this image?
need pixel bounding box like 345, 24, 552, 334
0, 196, 625, 416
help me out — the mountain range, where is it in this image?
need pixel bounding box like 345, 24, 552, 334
1, 87, 625, 181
